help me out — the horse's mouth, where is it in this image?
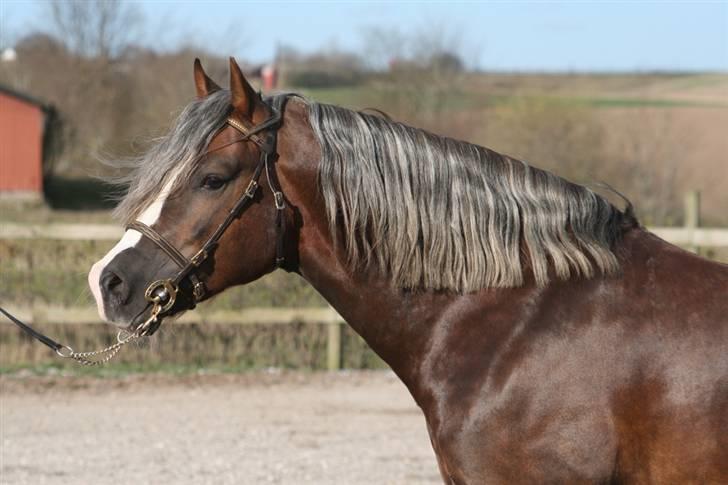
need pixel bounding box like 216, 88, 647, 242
106, 303, 156, 330
117, 299, 191, 335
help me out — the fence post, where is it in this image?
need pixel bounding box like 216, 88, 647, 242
684, 190, 700, 254
327, 311, 343, 371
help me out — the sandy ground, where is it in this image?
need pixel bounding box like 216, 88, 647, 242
0, 371, 442, 485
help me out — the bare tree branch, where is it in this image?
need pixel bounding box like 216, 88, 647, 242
47, 0, 142, 60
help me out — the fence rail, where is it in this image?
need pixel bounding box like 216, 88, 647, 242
0, 223, 122, 240
0, 304, 343, 326
648, 227, 728, 247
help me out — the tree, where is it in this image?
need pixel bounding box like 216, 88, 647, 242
360, 24, 476, 139
47, 0, 143, 61
0, 1, 145, 176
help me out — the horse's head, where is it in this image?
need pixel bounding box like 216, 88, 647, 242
88, 58, 312, 329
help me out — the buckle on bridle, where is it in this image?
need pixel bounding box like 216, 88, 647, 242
244, 179, 259, 198
192, 280, 206, 301
190, 248, 209, 266
273, 191, 285, 210
144, 279, 178, 314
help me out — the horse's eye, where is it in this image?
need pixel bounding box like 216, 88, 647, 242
201, 174, 226, 191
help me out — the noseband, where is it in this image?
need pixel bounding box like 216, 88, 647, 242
127, 95, 290, 334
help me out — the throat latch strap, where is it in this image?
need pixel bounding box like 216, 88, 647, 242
226, 95, 291, 270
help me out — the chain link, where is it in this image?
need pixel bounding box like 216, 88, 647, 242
57, 307, 161, 366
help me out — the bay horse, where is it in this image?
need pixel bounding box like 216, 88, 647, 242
88, 58, 728, 483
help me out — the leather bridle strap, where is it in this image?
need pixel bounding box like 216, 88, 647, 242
125, 137, 267, 310
126, 95, 289, 324
127, 221, 189, 269
224, 96, 290, 269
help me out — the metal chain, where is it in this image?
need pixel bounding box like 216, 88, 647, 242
57, 331, 139, 366
56, 307, 161, 366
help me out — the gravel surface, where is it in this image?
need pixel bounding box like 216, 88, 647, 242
0, 371, 441, 485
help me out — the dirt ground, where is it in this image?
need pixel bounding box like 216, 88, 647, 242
0, 371, 442, 485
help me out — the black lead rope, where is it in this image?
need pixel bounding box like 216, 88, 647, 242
0, 303, 159, 364
0, 305, 64, 354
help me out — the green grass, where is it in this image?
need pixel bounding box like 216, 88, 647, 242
299, 85, 375, 107
474, 93, 724, 110
301, 85, 490, 113
581, 97, 727, 108
300, 83, 728, 114
654, 73, 728, 90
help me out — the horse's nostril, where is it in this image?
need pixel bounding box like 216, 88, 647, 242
106, 274, 122, 290
100, 268, 129, 303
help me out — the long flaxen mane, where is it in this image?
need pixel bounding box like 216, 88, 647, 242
308, 102, 634, 291
113, 90, 633, 292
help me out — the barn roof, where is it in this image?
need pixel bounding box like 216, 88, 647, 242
0, 84, 51, 111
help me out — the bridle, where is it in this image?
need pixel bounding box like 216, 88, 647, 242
0, 94, 291, 364
127, 94, 290, 336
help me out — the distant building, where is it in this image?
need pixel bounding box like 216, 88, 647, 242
261, 64, 278, 90
0, 85, 51, 200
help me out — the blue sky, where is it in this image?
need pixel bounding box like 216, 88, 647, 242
2, 1, 727, 72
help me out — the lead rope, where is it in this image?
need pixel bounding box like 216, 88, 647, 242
0, 304, 162, 366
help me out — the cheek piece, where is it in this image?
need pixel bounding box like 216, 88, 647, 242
125, 94, 291, 336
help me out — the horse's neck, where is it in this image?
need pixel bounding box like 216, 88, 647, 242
295, 220, 537, 399
297, 233, 435, 381
294, 218, 646, 397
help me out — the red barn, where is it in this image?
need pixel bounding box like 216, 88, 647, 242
0, 85, 50, 200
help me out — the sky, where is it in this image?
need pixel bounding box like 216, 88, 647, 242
2, 1, 727, 72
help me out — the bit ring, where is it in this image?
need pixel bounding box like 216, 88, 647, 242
144, 279, 178, 313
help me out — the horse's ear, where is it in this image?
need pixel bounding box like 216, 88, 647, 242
193, 58, 221, 98
229, 56, 259, 118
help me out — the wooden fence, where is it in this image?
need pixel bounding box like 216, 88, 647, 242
1, 191, 726, 369
0, 303, 347, 371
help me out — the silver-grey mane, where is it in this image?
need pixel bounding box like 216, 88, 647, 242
309, 102, 630, 291
112, 90, 233, 223
112, 90, 630, 291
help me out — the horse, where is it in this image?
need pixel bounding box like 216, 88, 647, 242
87, 58, 728, 483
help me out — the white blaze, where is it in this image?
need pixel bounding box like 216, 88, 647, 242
88, 169, 182, 321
